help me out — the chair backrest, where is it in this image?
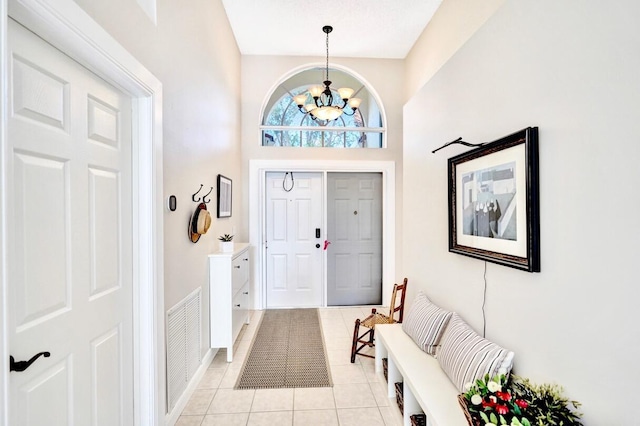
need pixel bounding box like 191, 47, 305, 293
388, 278, 408, 323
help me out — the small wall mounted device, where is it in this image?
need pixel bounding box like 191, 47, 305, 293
167, 195, 177, 211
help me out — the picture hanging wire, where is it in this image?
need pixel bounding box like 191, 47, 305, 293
283, 172, 294, 192
482, 261, 488, 338
432, 137, 487, 154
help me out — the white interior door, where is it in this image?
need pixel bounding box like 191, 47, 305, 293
7, 19, 134, 425
265, 172, 323, 308
327, 172, 383, 306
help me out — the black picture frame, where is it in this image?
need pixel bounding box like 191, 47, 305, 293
448, 127, 540, 272
217, 174, 232, 218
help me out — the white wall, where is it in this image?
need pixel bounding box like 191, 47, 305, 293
240, 55, 405, 291
404, 0, 506, 101
71, 0, 242, 396
403, 0, 640, 424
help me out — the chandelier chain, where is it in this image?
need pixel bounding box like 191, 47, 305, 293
325, 29, 329, 82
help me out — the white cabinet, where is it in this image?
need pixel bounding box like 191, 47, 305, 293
209, 243, 250, 362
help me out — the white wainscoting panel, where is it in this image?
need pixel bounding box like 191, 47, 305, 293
166, 288, 201, 411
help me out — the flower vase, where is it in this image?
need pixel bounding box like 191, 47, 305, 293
219, 241, 234, 253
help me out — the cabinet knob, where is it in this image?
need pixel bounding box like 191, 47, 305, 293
243, 292, 249, 295
234, 265, 240, 269
235, 304, 241, 307
243, 258, 249, 261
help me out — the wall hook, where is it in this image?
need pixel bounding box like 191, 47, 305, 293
432, 137, 487, 154
202, 187, 214, 203
192, 184, 204, 202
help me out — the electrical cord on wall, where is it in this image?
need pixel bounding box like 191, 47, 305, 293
482, 261, 488, 338
282, 172, 294, 192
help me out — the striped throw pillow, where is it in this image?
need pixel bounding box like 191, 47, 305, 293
437, 313, 514, 393
401, 291, 453, 355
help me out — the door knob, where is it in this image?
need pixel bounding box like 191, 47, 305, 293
10, 352, 50, 372
316, 243, 321, 248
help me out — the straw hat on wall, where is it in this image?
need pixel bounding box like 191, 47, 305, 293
189, 203, 211, 243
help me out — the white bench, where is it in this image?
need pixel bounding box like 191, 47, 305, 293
375, 323, 468, 426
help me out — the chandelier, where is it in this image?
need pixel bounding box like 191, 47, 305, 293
293, 25, 361, 122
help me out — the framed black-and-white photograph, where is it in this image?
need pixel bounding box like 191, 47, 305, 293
448, 127, 540, 272
217, 174, 232, 218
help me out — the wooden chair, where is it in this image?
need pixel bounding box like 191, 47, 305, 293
350, 278, 408, 363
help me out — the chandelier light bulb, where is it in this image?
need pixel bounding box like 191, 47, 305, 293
309, 86, 323, 99
293, 94, 307, 107
338, 87, 355, 100
312, 106, 343, 121
348, 98, 362, 110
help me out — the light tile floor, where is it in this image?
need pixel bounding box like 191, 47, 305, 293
176, 308, 404, 426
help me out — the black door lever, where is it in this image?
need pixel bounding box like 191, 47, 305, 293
10, 351, 50, 372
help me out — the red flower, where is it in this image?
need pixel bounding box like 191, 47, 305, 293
482, 399, 496, 408
495, 404, 509, 415
496, 391, 512, 401
515, 399, 528, 409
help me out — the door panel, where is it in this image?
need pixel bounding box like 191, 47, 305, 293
327, 173, 382, 305
14, 153, 69, 327
12, 55, 68, 130
265, 172, 323, 308
89, 168, 121, 296
8, 19, 133, 425
20, 360, 71, 425
92, 327, 121, 426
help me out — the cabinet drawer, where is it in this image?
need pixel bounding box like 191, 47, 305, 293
231, 284, 249, 339
232, 255, 249, 294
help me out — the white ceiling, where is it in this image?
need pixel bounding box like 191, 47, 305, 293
220, 0, 443, 59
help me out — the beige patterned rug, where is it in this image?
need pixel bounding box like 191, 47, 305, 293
235, 308, 332, 389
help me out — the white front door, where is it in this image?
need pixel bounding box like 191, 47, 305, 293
8, 19, 134, 425
265, 172, 323, 308
327, 172, 383, 305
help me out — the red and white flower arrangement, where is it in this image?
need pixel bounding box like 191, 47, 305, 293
463, 371, 531, 426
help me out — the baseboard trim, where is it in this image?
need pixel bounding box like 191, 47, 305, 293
165, 348, 217, 426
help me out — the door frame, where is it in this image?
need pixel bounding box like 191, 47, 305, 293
0, 0, 165, 424
249, 160, 396, 311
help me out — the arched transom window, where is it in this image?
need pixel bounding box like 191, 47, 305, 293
261, 67, 385, 148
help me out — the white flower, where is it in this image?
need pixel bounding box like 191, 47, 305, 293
487, 381, 501, 392
498, 367, 507, 376
471, 394, 483, 405
464, 382, 473, 391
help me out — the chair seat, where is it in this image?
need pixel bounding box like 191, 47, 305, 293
350, 278, 408, 363
361, 312, 396, 329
